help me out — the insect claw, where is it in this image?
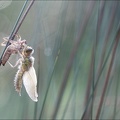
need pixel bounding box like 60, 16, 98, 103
19, 92, 21, 96
16, 89, 21, 96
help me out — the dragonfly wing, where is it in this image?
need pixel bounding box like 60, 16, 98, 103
23, 66, 38, 102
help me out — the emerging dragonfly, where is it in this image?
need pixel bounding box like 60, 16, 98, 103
9, 45, 38, 102
1, 34, 38, 102
0, 34, 27, 66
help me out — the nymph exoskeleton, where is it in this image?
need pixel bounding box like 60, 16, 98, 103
8, 45, 38, 102
1, 34, 27, 66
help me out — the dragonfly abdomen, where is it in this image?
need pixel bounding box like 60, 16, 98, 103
14, 67, 24, 96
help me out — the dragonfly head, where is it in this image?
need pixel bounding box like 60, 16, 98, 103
23, 46, 34, 57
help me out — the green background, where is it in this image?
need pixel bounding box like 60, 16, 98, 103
0, 1, 120, 119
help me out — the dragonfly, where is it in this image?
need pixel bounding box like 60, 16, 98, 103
8, 45, 38, 102
1, 34, 38, 102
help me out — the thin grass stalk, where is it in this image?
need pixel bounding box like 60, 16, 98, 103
91, 2, 118, 119
61, 59, 81, 119
96, 26, 120, 119
52, 1, 65, 57
92, 5, 118, 117
100, 51, 120, 119
95, 3, 118, 105
95, 2, 118, 89
84, 42, 94, 107
89, 49, 95, 120
9, 0, 28, 39
61, 77, 76, 119
12, 0, 35, 39
81, 28, 118, 119
83, 1, 105, 119
112, 68, 120, 119
83, 45, 94, 119
91, 47, 96, 119
0, 0, 28, 64
51, 1, 96, 119
39, 49, 61, 119
100, 76, 114, 118
39, 3, 65, 118
91, 1, 106, 118
92, 3, 119, 94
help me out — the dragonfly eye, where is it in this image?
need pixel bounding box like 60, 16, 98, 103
26, 48, 33, 53
24, 46, 33, 56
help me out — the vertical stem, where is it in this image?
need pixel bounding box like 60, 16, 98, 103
0, 0, 28, 64
113, 73, 120, 119
12, 0, 35, 39
83, 46, 94, 119
96, 2, 118, 86
96, 27, 120, 119
91, 2, 118, 119
0, 0, 35, 65
61, 59, 81, 119
39, 49, 61, 119
81, 25, 119, 120
9, 0, 28, 40
51, 1, 95, 119
83, 1, 105, 119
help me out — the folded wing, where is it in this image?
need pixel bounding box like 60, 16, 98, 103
23, 66, 38, 102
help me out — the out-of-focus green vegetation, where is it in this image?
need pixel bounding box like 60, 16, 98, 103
0, 1, 120, 119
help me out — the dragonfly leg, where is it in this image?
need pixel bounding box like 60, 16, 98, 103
1, 37, 9, 46
7, 59, 21, 68
16, 34, 21, 41
17, 49, 24, 59
1, 37, 14, 46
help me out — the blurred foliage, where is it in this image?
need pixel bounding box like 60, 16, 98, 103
0, 0, 120, 119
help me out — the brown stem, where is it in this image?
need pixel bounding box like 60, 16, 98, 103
83, 1, 105, 119
96, 2, 118, 86
51, 1, 96, 119
96, 26, 120, 119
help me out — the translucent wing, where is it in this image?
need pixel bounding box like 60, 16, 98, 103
23, 66, 38, 102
